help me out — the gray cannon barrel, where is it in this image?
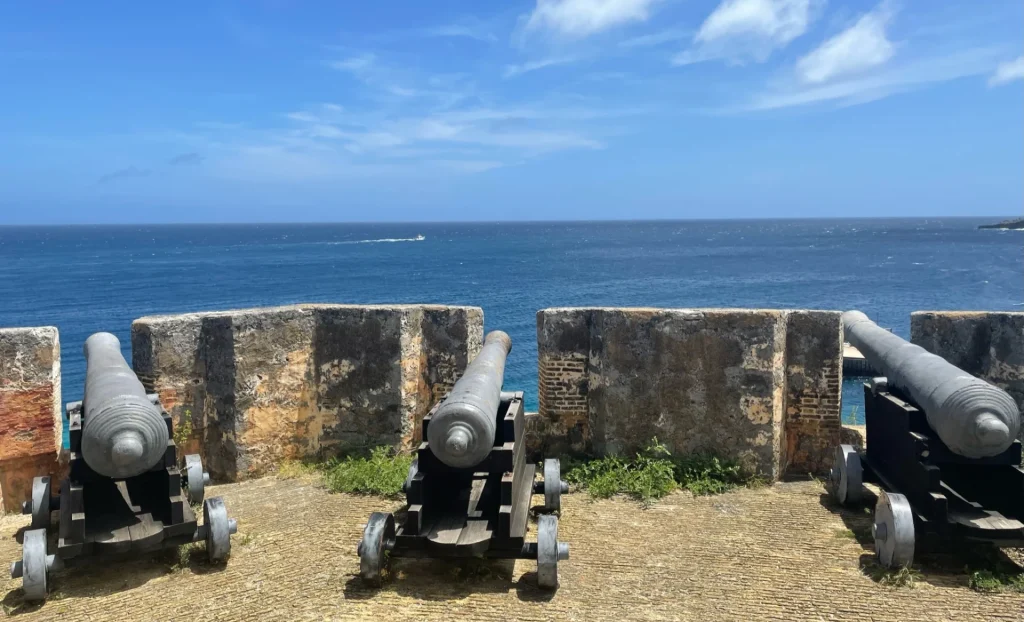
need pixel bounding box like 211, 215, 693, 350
427, 330, 512, 468
82, 332, 169, 478
843, 311, 1020, 458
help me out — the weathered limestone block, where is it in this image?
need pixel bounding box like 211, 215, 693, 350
0, 327, 63, 511
783, 311, 843, 475
537, 308, 790, 478
911, 311, 1024, 440
536, 307, 844, 479
132, 304, 482, 481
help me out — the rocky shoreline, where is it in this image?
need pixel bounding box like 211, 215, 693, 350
979, 217, 1024, 230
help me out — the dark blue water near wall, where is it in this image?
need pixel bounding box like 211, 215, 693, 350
1, 219, 1021, 438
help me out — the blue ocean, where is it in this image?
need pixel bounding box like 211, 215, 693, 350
1, 219, 1021, 433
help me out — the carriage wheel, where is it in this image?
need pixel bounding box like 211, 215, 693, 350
19, 529, 49, 602
543, 459, 567, 513
874, 491, 915, 568
829, 445, 863, 506
27, 476, 52, 530
204, 497, 234, 562
537, 515, 569, 590
358, 512, 395, 587
185, 454, 208, 505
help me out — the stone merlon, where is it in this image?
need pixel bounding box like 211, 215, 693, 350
535, 307, 842, 479
0, 326, 64, 511
911, 310, 1024, 441
131, 304, 483, 481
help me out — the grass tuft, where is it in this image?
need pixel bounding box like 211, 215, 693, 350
173, 409, 194, 452
673, 451, 750, 496
322, 447, 413, 498
167, 542, 203, 573
968, 568, 1024, 594
863, 562, 921, 588
276, 459, 321, 480
565, 438, 760, 505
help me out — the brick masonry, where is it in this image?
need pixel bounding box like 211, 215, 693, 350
782, 311, 843, 475
0, 327, 64, 511
536, 307, 843, 478
911, 310, 1024, 441
132, 304, 482, 481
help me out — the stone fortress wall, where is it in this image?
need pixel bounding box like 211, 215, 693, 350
1, 307, 1020, 507
533, 308, 841, 479
130, 304, 483, 481
0, 327, 63, 511
911, 311, 1024, 441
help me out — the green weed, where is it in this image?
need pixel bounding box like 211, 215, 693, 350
173, 408, 194, 450
565, 439, 758, 505
968, 568, 1024, 594
673, 451, 748, 496
276, 459, 321, 480
863, 562, 921, 588
322, 447, 413, 498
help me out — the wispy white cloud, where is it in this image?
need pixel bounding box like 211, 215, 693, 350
285, 111, 321, 123
524, 0, 661, 39
745, 46, 1004, 111
796, 3, 896, 84
354, 18, 500, 45
424, 20, 498, 43
433, 160, 506, 173
989, 55, 1024, 86
325, 53, 476, 108
504, 56, 579, 78
284, 105, 606, 155
674, 0, 819, 66
619, 27, 691, 48
326, 54, 376, 75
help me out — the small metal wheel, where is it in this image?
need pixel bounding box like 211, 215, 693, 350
874, 491, 915, 568
402, 459, 418, 494
536, 514, 569, 590
543, 459, 567, 512
358, 512, 395, 587
829, 445, 862, 506
185, 454, 208, 504
25, 476, 52, 530
17, 529, 49, 602
203, 497, 234, 562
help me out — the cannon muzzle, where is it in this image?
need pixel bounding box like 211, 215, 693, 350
427, 330, 512, 468
82, 332, 169, 478
843, 311, 1020, 458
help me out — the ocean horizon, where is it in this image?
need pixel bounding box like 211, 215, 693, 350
2, 215, 1019, 227
2, 217, 1021, 433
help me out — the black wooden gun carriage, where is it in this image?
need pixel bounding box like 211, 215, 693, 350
358, 331, 570, 589
829, 312, 1024, 568
10, 333, 236, 602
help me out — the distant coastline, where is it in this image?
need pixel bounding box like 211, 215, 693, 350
979, 218, 1024, 230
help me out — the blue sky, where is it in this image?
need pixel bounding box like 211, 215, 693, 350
1, 0, 1022, 223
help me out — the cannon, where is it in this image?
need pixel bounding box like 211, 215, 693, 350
830, 312, 1024, 568
10, 332, 236, 602
358, 331, 570, 589
426, 330, 510, 469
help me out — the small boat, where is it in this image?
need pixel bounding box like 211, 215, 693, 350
414, 234, 425, 241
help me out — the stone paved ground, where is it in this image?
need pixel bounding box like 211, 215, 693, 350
2, 477, 1022, 621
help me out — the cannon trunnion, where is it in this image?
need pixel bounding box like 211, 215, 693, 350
830, 378, 1024, 569
358, 332, 569, 590
10, 333, 237, 603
